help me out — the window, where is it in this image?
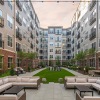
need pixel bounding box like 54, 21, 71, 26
8, 57, 13, 68
0, 10, 2, 17
50, 42, 53, 46
7, 14, 13, 28
50, 55, 53, 58
99, 39, 100, 47
50, 49, 53, 52
17, 58, 21, 67
0, 56, 3, 69
50, 37, 53, 40
8, 0, 12, 10
8, 35, 12, 47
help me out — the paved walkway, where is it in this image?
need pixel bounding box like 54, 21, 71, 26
19, 68, 46, 76
62, 67, 88, 77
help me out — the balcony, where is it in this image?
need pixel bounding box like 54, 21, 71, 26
77, 22, 80, 30
89, 28, 96, 41
55, 50, 61, 54
30, 32, 33, 39
0, 0, 4, 5
30, 22, 33, 30
16, 29, 22, 40
16, 15, 22, 26
72, 39, 74, 44
72, 47, 74, 51
0, 17, 4, 27
67, 44, 71, 48
36, 31, 38, 36
30, 11, 33, 19
16, 0, 22, 11
77, 43, 80, 49
36, 39, 38, 44
16, 47, 22, 52
89, 14, 96, 25
77, 32, 80, 39
30, 43, 33, 49
55, 40, 61, 42
89, 0, 96, 11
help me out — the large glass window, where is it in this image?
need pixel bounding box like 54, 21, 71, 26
8, 57, 13, 68
8, 0, 12, 10
0, 10, 2, 17
0, 56, 3, 69
7, 14, 13, 28
8, 35, 12, 47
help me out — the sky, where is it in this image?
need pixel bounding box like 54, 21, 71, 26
32, 0, 79, 28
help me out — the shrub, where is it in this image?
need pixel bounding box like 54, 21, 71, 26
10, 66, 15, 76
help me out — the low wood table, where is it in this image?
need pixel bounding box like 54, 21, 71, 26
3, 86, 25, 95
74, 85, 93, 96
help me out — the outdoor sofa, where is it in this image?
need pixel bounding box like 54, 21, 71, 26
76, 92, 100, 100
64, 76, 100, 93
0, 76, 41, 100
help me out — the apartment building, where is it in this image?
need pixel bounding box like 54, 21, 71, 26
71, 0, 100, 69
39, 27, 71, 65
0, 0, 40, 72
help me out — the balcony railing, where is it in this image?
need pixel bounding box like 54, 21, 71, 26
0, 17, 4, 27
89, 14, 96, 25
30, 43, 33, 49
16, 29, 22, 40
77, 22, 80, 30
16, 0, 22, 11
72, 47, 74, 51
89, 28, 96, 40
77, 32, 80, 39
0, 0, 4, 5
55, 52, 61, 54
55, 40, 61, 42
16, 15, 22, 26
30, 22, 33, 30
16, 47, 22, 52
89, 0, 96, 11
30, 32, 33, 39
77, 43, 80, 49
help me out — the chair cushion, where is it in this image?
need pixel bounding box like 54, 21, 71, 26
76, 78, 87, 83
66, 83, 92, 88
16, 77, 22, 82
29, 79, 37, 83
0, 95, 18, 100
3, 78, 9, 84
8, 78, 17, 82
88, 78, 98, 83
0, 79, 3, 86
0, 83, 12, 93
21, 78, 30, 82
92, 83, 100, 91
13, 82, 37, 87
96, 80, 100, 85
67, 78, 75, 83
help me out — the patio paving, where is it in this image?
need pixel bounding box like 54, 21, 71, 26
25, 82, 100, 100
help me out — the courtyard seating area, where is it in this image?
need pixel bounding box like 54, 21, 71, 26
0, 68, 100, 100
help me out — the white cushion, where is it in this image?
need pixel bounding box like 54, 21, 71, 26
76, 78, 87, 83
88, 78, 97, 83
0, 83, 12, 93
21, 78, 30, 82
0, 79, 3, 86
96, 80, 100, 85
0, 95, 18, 100
92, 83, 100, 91
3, 78, 9, 84
29, 79, 37, 83
8, 78, 17, 82
84, 96, 100, 100
67, 78, 75, 83
16, 77, 22, 82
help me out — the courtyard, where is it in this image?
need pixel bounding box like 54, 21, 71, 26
19, 68, 100, 100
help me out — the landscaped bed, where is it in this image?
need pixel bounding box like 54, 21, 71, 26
34, 68, 74, 83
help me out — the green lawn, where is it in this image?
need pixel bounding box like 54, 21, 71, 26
34, 68, 74, 83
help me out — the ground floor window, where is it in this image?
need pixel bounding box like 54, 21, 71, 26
0, 56, 3, 69
17, 58, 21, 67
8, 57, 13, 68
98, 58, 100, 67
89, 58, 95, 67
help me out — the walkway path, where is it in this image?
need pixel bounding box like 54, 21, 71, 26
62, 67, 88, 77
19, 68, 46, 76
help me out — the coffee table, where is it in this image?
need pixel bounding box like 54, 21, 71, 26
3, 86, 25, 95
74, 85, 93, 96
